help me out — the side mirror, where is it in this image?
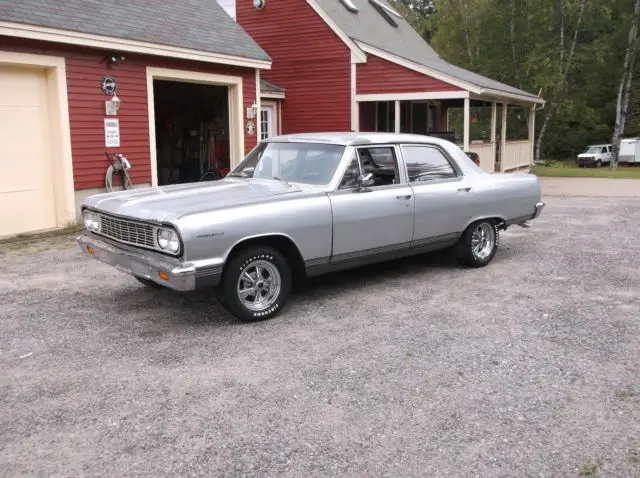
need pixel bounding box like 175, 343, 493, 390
357, 172, 375, 191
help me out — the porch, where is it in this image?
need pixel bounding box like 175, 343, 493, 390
356, 92, 537, 173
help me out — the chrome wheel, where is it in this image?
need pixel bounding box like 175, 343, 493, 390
236, 260, 282, 312
471, 223, 495, 260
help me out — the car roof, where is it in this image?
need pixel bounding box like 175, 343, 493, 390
264, 132, 457, 148
586, 144, 612, 147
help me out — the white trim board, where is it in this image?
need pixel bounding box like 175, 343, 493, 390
260, 92, 285, 99
356, 91, 469, 102
356, 41, 545, 105
0, 21, 271, 70
146, 67, 244, 186
306, 0, 366, 63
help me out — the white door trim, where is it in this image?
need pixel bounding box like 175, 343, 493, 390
260, 104, 276, 139
0, 50, 75, 231
146, 67, 244, 186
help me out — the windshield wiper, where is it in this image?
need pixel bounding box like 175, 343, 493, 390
227, 171, 248, 178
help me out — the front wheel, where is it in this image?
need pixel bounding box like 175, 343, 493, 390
221, 246, 292, 322
596, 159, 602, 168
456, 220, 499, 267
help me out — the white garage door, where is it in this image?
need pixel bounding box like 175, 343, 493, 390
0, 65, 57, 237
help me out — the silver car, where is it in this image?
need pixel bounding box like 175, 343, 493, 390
78, 133, 545, 321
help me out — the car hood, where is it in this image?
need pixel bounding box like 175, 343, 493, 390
577, 153, 599, 157
82, 178, 319, 223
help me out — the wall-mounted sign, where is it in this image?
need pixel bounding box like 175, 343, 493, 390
246, 107, 256, 119
101, 75, 117, 95
104, 118, 120, 147
246, 120, 256, 136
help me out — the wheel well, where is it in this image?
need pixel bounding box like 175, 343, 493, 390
467, 216, 506, 231
224, 235, 306, 280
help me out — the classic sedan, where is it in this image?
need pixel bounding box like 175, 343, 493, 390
78, 133, 545, 321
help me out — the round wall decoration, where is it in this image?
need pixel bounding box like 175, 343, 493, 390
246, 120, 256, 136
101, 75, 117, 95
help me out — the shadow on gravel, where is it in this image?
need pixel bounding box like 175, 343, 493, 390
87, 249, 477, 326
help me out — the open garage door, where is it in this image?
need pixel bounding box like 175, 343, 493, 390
0, 65, 57, 237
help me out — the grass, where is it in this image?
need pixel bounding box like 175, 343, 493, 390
530, 160, 640, 179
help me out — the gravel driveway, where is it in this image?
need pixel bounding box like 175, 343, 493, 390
1, 196, 639, 477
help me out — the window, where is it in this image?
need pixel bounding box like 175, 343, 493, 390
601, 146, 608, 154
232, 142, 346, 186
402, 145, 457, 182
260, 106, 274, 140
337, 146, 400, 188
339, 0, 359, 13
339, 155, 361, 189
369, 0, 401, 27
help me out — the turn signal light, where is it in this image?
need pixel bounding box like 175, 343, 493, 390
158, 271, 169, 281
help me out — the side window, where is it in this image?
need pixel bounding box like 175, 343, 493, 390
339, 155, 361, 189
602, 147, 607, 154
358, 147, 400, 186
402, 145, 457, 182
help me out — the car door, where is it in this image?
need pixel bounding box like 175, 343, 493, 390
400, 143, 473, 244
328, 145, 414, 260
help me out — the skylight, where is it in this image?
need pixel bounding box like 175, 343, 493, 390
370, 0, 402, 18
339, 0, 359, 13
368, 0, 400, 27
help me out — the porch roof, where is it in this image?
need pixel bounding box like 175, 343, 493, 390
315, 0, 543, 104
260, 79, 285, 94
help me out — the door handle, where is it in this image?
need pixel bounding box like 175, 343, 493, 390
396, 194, 412, 200
457, 187, 472, 192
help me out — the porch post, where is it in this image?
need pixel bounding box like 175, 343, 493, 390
500, 101, 508, 172
463, 97, 470, 151
490, 102, 497, 143
491, 101, 497, 172
395, 100, 401, 133
529, 105, 536, 165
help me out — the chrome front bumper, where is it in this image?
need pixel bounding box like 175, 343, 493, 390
77, 233, 198, 291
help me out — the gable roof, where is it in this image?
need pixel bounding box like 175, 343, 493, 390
0, 0, 270, 67
314, 0, 542, 103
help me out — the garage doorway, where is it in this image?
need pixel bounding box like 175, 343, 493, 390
153, 80, 230, 185
146, 67, 244, 188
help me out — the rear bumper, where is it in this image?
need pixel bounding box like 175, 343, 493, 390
77, 233, 222, 291
532, 201, 545, 219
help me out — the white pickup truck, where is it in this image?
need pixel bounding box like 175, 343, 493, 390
576, 144, 612, 168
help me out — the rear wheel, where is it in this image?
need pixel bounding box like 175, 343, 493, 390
456, 220, 499, 267
221, 246, 292, 322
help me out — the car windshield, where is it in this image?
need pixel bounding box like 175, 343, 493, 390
583, 146, 601, 154
230, 142, 346, 186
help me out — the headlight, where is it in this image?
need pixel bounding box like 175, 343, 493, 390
82, 211, 101, 233
157, 228, 180, 253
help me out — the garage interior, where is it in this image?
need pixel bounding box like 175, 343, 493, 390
153, 80, 231, 185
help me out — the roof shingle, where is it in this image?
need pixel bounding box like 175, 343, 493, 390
0, 0, 270, 63
315, 0, 541, 101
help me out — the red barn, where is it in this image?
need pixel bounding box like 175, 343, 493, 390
0, 0, 543, 237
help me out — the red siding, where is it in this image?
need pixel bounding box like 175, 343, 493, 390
2, 36, 257, 190
357, 54, 462, 95
238, 1, 351, 133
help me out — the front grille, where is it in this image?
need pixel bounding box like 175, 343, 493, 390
99, 214, 156, 249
